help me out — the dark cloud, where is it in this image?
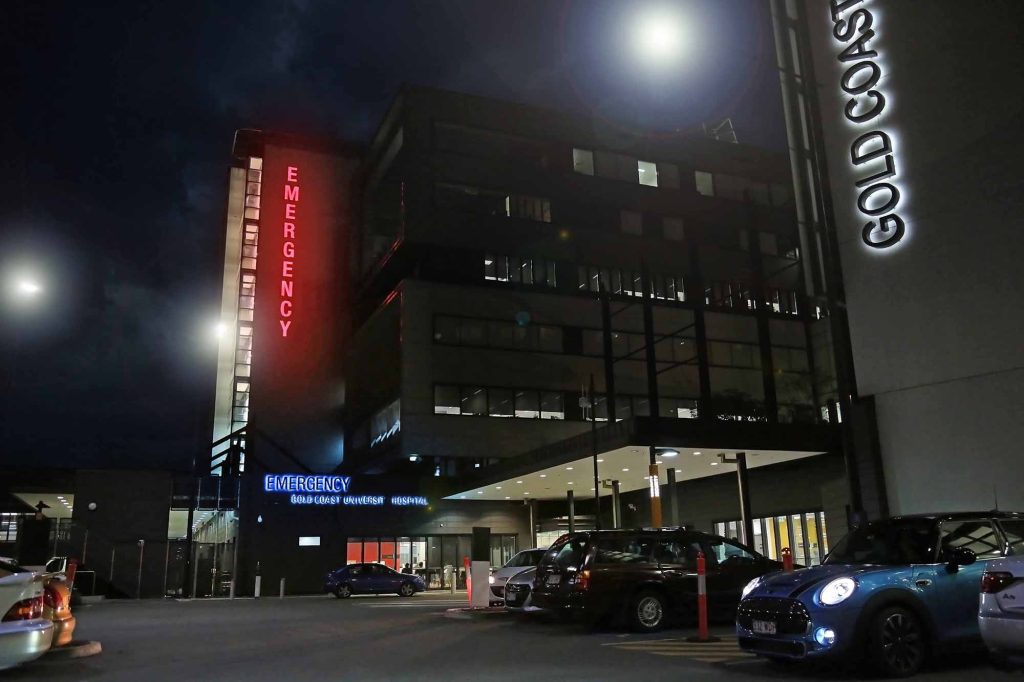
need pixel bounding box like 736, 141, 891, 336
1, 0, 784, 472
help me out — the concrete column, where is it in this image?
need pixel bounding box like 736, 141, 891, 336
567, 490, 575, 533
528, 499, 538, 547
611, 480, 621, 529
667, 467, 679, 527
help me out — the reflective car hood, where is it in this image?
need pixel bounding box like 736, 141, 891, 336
755, 564, 894, 598
506, 567, 536, 586
492, 565, 536, 582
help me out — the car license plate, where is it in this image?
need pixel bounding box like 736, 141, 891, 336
546, 574, 561, 586
752, 620, 777, 635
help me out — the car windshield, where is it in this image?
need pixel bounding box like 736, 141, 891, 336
504, 550, 545, 568
824, 519, 936, 565
0, 560, 29, 578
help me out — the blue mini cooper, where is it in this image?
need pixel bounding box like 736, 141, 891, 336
736, 512, 1024, 677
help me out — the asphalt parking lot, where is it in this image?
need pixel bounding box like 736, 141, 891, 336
5, 592, 1018, 682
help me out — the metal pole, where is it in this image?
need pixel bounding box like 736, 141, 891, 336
230, 477, 241, 599
567, 490, 575, 534
183, 476, 200, 598
211, 478, 222, 597
162, 540, 170, 598
667, 468, 679, 527
82, 527, 89, 565
640, 263, 663, 528
528, 499, 537, 548
736, 452, 754, 547
611, 480, 621, 529
136, 540, 145, 599
589, 373, 601, 530
109, 547, 115, 587
599, 288, 616, 422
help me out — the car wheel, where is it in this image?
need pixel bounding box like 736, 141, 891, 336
335, 584, 352, 599
399, 582, 416, 597
629, 590, 666, 632
866, 606, 927, 678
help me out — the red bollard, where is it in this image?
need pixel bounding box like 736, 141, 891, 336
463, 556, 471, 602
686, 551, 720, 642
782, 547, 794, 572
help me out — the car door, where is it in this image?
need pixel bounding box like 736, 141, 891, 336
701, 536, 767, 619
915, 518, 1004, 641
653, 534, 702, 617
347, 564, 368, 594
366, 564, 396, 593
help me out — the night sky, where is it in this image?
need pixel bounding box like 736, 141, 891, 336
2, 0, 784, 472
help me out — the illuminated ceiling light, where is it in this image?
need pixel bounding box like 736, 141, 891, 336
516, 480, 523, 484
460, 495, 467, 499
495, 486, 502, 490
693, 451, 702, 456
710, 461, 719, 467
596, 459, 604, 463
408, 454, 420, 462
567, 482, 573, 485
565, 467, 574, 471
540, 474, 547, 478
505, 496, 510, 500
660, 450, 679, 458
622, 468, 630, 472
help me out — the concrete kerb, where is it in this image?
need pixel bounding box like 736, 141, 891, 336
44, 640, 103, 660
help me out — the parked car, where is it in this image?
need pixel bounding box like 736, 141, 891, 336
324, 562, 426, 598
0, 570, 53, 671
504, 567, 540, 612
489, 549, 546, 602
980, 554, 1024, 670
736, 511, 1023, 678
0, 561, 74, 648
531, 528, 779, 631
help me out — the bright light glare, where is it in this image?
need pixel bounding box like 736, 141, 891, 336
633, 8, 686, 65
215, 322, 227, 338
17, 280, 42, 295
819, 577, 856, 606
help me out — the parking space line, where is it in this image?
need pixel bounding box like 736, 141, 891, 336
602, 636, 752, 665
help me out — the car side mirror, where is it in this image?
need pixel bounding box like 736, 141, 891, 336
944, 547, 976, 570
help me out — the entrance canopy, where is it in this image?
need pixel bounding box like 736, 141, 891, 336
445, 446, 825, 502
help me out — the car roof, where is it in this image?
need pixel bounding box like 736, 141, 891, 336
888, 511, 1024, 522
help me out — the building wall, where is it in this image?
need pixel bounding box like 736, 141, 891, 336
806, 0, 1024, 513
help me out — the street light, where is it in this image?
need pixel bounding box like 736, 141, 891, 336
631, 6, 688, 67
16, 280, 42, 296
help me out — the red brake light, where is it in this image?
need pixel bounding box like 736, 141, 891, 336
3, 596, 43, 621
574, 568, 591, 591
981, 571, 1015, 594
44, 584, 64, 610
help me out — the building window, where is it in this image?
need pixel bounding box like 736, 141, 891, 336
715, 512, 829, 565
595, 150, 639, 182
572, 148, 594, 175
695, 170, 715, 197
433, 385, 565, 420
505, 195, 551, 223
637, 160, 658, 187
663, 217, 685, 241
657, 162, 680, 189
620, 210, 643, 236
706, 280, 755, 311
434, 315, 565, 354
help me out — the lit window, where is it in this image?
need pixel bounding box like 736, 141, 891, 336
238, 309, 254, 322
239, 296, 255, 310
246, 182, 261, 196
695, 171, 715, 197
637, 160, 658, 187
244, 208, 260, 221
249, 157, 263, 170
241, 257, 257, 270
247, 169, 262, 183
245, 195, 260, 209
620, 210, 643, 236
572, 148, 595, 175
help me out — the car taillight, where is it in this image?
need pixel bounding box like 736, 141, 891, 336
981, 571, 1015, 594
3, 596, 43, 621
574, 569, 591, 591
44, 584, 65, 610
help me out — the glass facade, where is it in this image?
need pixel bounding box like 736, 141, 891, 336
345, 535, 518, 589
714, 510, 829, 565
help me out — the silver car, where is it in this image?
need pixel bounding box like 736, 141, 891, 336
489, 549, 546, 603
981, 556, 1024, 670
0, 571, 54, 671
504, 567, 542, 612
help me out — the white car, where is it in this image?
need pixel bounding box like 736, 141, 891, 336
0, 571, 53, 671
981, 556, 1024, 670
503, 567, 541, 612
489, 549, 547, 603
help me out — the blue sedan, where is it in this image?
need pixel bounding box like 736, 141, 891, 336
324, 563, 426, 598
736, 512, 1023, 677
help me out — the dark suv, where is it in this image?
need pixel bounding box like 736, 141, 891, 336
531, 528, 781, 631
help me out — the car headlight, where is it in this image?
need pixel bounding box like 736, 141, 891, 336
741, 577, 762, 600
818, 577, 856, 606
